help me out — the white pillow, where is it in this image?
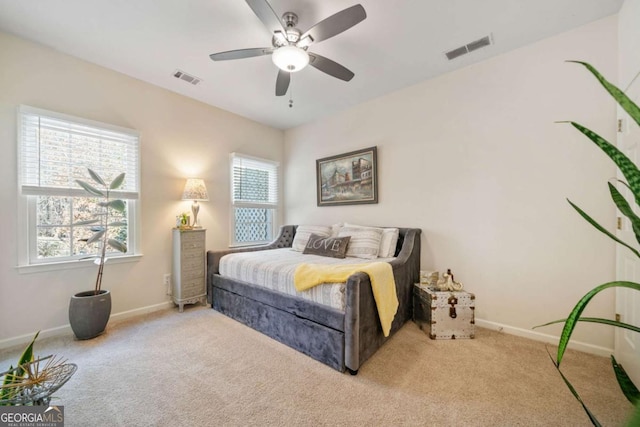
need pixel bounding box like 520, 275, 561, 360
292, 225, 332, 252
379, 228, 400, 258
330, 223, 343, 237
344, 223, 399, 258
338, 225, 383, 259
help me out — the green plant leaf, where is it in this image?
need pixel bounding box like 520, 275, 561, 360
608, 182, 640, 246
108, 221, 127, 227
2, 331, 42, 400
107, 200, 126, 212
86, 230, 106, 244
612, 355, 640, 405
16, 331, 39, 377
75, 219, 100, 226
616, 179, 633, 193
1, 364, 15, 402
567, 199, 640, 258
569, 61, 640, 128
87, 168, 106, 186
567, 122, 640, 206
535, 317, 640, 334
76, 180, 105, 198
107, 239, 127, 253
109, 173, 125, 190
556, 281, 640, 367
547, 349, 602, 426
626, 402, 640, 427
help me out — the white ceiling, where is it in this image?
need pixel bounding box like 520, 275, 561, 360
0, 0, 624, 130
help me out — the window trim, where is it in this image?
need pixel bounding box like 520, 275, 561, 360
229, 152, 279, 247
16, 105, 142, 268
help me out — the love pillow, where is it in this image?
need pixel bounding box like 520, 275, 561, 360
302, 233, 351, 259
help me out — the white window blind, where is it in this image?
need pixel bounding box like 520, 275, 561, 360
19, 105, 140, 199
231, 153, 278, 209
230, 153, 279, 246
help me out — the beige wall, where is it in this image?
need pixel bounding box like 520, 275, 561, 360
619, 0, 640, 88
0, 32, 283, 345
284, 17, 619, 351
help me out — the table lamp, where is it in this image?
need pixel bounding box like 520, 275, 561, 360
182, 178, 208, 228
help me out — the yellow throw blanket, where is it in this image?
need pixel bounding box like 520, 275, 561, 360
294, 262, 398, 337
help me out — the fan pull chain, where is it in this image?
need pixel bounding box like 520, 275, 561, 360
289, 82, 294, 108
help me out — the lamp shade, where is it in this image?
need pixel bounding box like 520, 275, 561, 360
272, 45, 309, 72
182, 178, 208, 201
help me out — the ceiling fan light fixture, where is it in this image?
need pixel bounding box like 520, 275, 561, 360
272, 45, 309, 72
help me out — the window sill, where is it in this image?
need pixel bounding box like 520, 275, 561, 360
17, 254, 143, 274
228, 242, 270, 249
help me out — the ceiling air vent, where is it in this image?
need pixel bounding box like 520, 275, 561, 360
445, 34, 493, 61
173, 69, 202, 86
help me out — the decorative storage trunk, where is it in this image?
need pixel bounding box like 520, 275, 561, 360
413, 284, 475, 339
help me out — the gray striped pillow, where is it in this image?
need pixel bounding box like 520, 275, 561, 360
338, 226, 383, 259
292, 225, 332, 252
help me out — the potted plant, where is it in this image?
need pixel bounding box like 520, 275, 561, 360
536, 62, 640, 426
1, 332, 77, 406
68, 168, 127, 340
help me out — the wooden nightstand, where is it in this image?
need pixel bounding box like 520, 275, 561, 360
172, 228, 206, 312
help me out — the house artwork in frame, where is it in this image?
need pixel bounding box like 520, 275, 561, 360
316, 146, 378, 206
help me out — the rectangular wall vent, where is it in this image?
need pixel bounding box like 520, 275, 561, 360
445, 34, 493, 61
173, 69, 202, 86
445, 46, 468, 61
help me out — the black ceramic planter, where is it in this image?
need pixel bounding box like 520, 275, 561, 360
69, 290, 111, 340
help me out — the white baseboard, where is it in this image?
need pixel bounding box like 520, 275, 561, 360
476, 318, 613, 358
0, 301, 174, 351
109, 301, 174, 324
2, 309, 613, 358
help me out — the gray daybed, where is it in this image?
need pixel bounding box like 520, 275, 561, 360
206, 225, 421, 374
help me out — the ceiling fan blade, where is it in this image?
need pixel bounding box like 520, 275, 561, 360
308, 53, 354, 81
275, 70, 290, 96
209, 47, 273, 61
245, 0, 286, 36
298, 4, 366, 46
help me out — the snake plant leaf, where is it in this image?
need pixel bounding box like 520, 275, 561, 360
627, 403, 640, 427
608, 182, 640, 246
1, 364, 15, 401
87, 168, 106, 186
1, 332, 43, 403
567, 199, 640, 259
107, 239, 127, 253
547, 349, 602, 426
86, 230, 106, 244
535, 317, 640, 334
2, 331, 42, 396
556, 281, 640, 367
612, 355, 640, 405
616, 179, 633, 193
109, 173, 125, 190
569, 61, 640, 128
76, 180, 105, 198
568, 122, 640, 206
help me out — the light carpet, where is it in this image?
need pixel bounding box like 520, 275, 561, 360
0, 306, 633, 426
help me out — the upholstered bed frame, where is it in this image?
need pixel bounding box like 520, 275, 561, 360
206, 225, 421, 374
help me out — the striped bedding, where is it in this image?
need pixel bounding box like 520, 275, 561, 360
219, 248, 395, 311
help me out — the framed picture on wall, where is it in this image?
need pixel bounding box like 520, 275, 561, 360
316, 146, 378, 206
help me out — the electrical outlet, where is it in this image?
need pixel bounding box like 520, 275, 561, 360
163, 273, 171, 286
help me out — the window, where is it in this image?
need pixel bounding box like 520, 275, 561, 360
230, 153, 279, 246
18, 105, 140, 266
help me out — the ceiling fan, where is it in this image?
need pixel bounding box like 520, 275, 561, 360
209, 0, 367, 97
